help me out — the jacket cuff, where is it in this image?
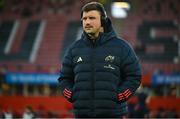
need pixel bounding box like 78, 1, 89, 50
63, 88, 73, 101
118, 89, 132, 102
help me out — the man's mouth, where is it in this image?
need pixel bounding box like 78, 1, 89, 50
85, 26, 92, 29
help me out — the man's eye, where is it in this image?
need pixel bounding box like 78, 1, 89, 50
82, 18, 87, 20
89, 17, 95, 20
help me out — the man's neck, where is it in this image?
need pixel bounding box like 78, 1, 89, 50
87, 27, 104, 40
88, 34, 97, 41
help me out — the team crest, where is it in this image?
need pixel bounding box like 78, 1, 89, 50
105, 55, 115, 62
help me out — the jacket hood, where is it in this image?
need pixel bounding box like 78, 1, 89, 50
81, 17, 117, 45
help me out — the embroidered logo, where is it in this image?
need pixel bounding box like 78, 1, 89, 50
104, 64, 115, 70
77, 57, 83, 63
105, 55, 115, 62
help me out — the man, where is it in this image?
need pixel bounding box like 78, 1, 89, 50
58, 2, 141, 118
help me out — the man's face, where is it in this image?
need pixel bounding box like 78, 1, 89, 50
82, 10, 103, 38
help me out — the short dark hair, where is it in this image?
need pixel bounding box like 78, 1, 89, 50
81, 2, 107, 22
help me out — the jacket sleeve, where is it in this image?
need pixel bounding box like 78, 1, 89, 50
58, 47, 74, 102
117, 43, 141, 102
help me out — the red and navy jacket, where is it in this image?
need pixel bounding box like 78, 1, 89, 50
58, 18, 141, 118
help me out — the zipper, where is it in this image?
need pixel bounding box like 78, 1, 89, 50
90, 42, 96, 116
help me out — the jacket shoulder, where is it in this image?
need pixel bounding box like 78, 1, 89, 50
68, 39, 84, 50
112, 37, 133, 50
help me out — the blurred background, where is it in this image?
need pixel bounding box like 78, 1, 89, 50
0, 0, 179, 118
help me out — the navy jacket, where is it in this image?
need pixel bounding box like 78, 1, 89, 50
58, 18, 141, 118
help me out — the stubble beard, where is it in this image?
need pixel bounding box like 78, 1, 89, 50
87, 32, 96, 40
